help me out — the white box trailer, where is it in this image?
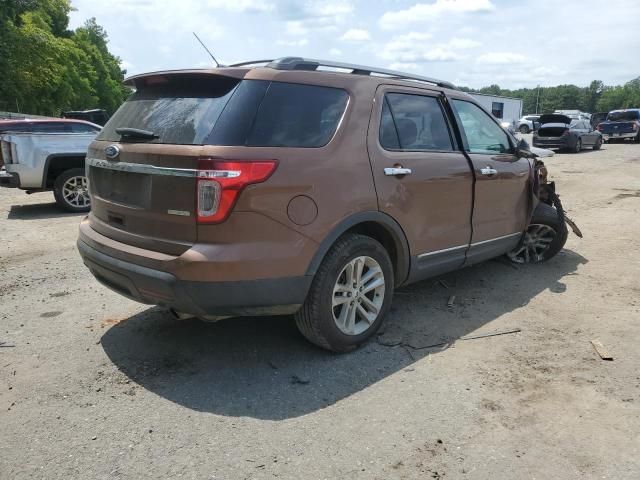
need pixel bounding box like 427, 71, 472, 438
469, 93, 523, 126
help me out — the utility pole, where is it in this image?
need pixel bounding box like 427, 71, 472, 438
535, 85, 541, 114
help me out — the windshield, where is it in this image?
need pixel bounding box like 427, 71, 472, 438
607, 111, 640, 122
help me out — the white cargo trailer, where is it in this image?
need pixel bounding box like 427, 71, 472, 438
469, 93, 523, 126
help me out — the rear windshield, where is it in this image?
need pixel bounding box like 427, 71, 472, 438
98, 76, 349, 147
607, 111, 640, 122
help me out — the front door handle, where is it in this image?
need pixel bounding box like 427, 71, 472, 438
480, 166, 498, 176
384, 167, 412, 176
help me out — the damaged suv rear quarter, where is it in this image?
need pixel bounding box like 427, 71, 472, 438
78, 58, 574, 352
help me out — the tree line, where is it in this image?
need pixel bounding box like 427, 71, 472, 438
460, 78, 640, 115
0, 0, 128, 116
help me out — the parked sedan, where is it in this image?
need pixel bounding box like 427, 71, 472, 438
533, 114, 602, 153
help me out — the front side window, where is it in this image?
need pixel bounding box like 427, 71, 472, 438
451, 99, 512, 154
380, 93, 453, 151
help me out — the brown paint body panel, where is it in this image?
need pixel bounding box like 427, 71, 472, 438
78, 65, 540, 316
367, 85, 474, 256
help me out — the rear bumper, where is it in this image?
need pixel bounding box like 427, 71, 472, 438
602, 132, 637, 140
77, 237, 312, 318
0, 168, 20, 188
532, 137, 569, 149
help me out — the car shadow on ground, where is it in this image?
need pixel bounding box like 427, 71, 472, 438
7, 202, 83, 220
101, 249, 587, 420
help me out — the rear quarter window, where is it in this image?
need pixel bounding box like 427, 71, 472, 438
246, 83, 348, 148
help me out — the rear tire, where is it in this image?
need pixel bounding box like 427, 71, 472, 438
519, 125, 530, 134
508, 203, 568, 264
593, 137, 602, 150
53, 168, 91, 213
295, 234, 394, 352
573, 138, 582, 153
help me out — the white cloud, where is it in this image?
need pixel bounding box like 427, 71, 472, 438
378, 33, 479, 63
277, 38, 309, 47
476, 52, 528, 65
340, 29, 371, 42
206, 0, 273, 12
380, 0, 495, 30
447, 37, 481, 49
329, 48, 343, 56
388, 62, 420, 72
285, 21, 308, 36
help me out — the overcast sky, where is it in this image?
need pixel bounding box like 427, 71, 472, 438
69, 0, 639, 89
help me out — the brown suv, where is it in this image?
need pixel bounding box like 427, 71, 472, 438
77, 57, 572, 352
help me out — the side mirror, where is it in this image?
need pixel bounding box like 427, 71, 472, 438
516, 138, 537, 158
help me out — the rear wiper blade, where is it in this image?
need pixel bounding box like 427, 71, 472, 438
115, 127, 158, 139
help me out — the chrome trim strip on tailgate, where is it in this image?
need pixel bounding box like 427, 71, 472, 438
86, 157, 197, 177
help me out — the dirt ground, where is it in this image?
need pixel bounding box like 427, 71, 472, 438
1, 137, 639, 479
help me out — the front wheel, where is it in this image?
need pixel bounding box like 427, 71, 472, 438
295, 234, 394, 352
53, 168, 91, 213
508, 203, 568, 264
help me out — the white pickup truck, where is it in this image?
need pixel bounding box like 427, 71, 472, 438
0, 132, 96, 212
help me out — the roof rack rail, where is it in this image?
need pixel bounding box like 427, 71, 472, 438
228, 59, 274, 68
244, 57, 457, 90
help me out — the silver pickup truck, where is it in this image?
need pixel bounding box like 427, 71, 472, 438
0, 132, 96, 211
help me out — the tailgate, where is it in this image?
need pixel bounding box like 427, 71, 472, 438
87, 141, 200, 255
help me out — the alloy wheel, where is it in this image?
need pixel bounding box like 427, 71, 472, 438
508, 224, 557, 264
332, 256, 385, 335
62, 176, 90, 208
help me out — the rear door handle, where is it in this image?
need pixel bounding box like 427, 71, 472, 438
384, 167, 412, 176
480, 166, 498, 176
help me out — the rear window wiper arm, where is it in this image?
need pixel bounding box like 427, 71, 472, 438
115, 127, 158, 139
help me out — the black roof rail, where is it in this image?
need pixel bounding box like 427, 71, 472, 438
255, 57, 456, 90
228, 59, 274, 68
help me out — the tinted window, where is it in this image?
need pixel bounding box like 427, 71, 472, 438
97, 75, 241, 144
70, 123, 100, 133
491, 102, 504, 119
383, 93, 453, 151
451, 100, 511, 154
608, 111, 640, 121
246, 83, 348, 148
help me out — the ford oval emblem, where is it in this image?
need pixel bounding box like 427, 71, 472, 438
105, 145, 120, 159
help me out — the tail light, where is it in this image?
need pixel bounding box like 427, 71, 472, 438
562, 129, 570, 136
196, 158, 277, 224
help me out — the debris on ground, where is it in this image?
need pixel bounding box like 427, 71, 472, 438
590, 340, 613, 361
0, 341, 16, 348
447, 295, 456, 307
290, 375, 310, 385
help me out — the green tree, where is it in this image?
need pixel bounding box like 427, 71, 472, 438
0, 0, 127, 115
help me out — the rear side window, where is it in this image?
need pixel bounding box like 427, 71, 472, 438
98, 77, 348, 147
607, 111, 640, 121
246, 83, 348, 147
380, 93, 453, 151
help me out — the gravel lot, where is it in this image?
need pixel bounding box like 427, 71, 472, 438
1, 138, 639, 479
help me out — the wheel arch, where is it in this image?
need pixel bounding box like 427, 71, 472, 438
42, 154, 86, 188
306, 211, 411, 287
